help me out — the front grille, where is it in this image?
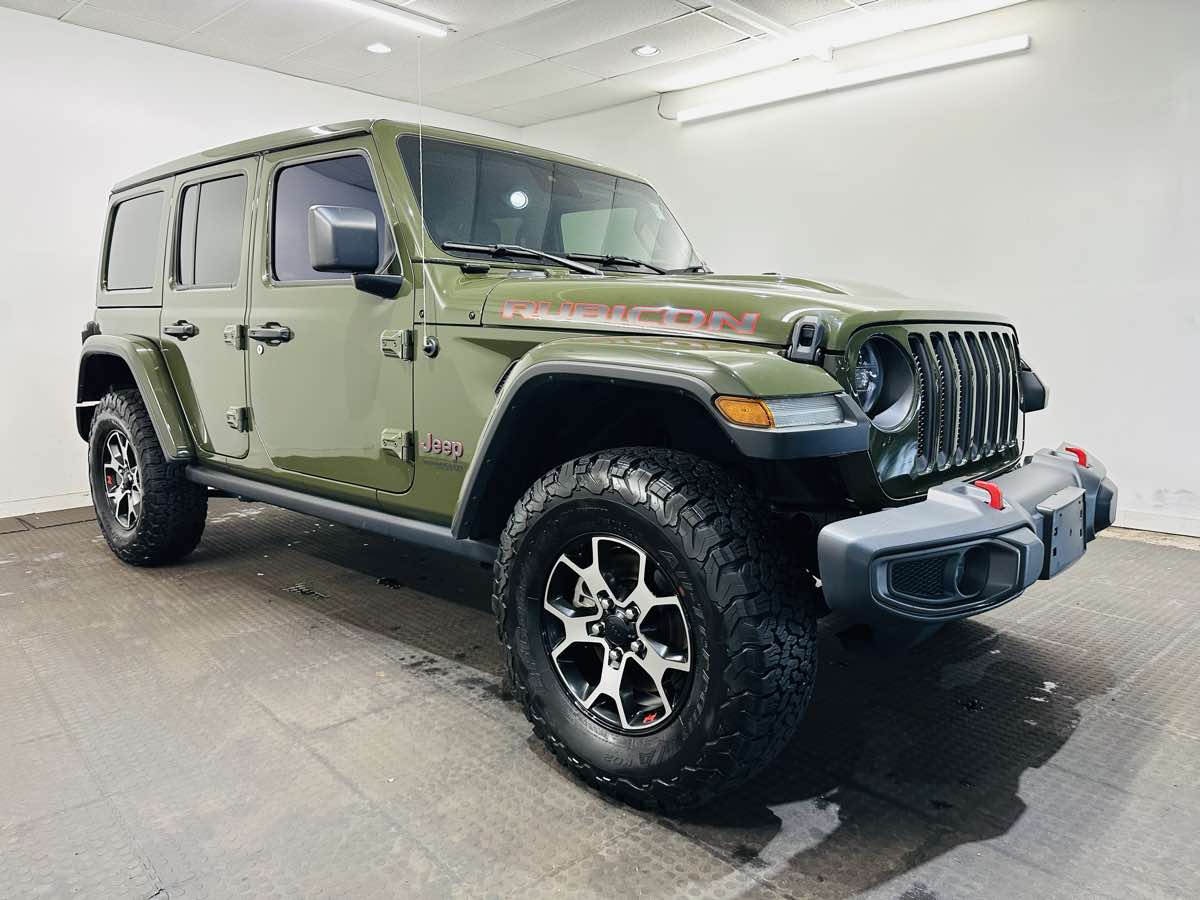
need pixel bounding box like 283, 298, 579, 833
907, 329, 1019, 475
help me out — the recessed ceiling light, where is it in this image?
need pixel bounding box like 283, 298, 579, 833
632, 44, 661, 57
366, 42, 392, 54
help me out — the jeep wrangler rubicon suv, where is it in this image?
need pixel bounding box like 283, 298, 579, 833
78, 120, 1117, 810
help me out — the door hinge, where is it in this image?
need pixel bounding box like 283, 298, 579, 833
225, 406, 251, 432
381, 428, 413, 462
380, 329, 413, 361
223, 323, 246, 350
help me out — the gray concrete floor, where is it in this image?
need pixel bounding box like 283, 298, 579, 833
1, 499, 1197, 899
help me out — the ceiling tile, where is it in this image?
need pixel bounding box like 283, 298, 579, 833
174, 29, 289, 67
403, 0, 565, 33
0, 0, 78, 16
552, 11, 743, 78
76, 0, 245, 31
352, 68, 420, 101
423, 59, 599, 114
283, 18, 432, 78
482, 0, 692, 59
187, 0, 367, 60
62, 4, 187, 45
477, 106, 551, 127
371, 36, 539, 91
621, 34, 795, 91
490, 77, 653, 124
268, 55, 369, 89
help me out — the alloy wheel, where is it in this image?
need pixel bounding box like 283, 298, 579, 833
102, 430, 141, 529
541, 535, 692, 732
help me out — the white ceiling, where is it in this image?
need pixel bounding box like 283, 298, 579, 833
3, 0, 981, 126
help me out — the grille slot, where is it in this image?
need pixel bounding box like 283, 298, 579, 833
891, 555, 952, 599
905, 328, 1019, 476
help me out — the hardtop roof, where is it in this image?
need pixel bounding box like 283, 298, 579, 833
112, 119, 643, 193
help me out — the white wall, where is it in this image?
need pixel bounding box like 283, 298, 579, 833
0, 7, 519, 517
524, 0, 1200, 536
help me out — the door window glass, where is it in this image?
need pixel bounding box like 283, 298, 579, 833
177, 174, 246, 287
105, 192, 163, 290
272, 155, 386, 282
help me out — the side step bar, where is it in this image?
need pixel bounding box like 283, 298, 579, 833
185, 468, 497, 564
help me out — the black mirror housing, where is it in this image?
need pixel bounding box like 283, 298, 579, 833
308, 205, 379, 273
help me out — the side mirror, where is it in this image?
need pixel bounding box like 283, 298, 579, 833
308, 205, 379, 273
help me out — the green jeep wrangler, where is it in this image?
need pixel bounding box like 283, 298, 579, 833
78, 119, 1117, 809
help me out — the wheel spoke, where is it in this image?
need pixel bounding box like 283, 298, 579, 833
559, 539, 618, 601
543, 598, 603, 659
583, 659, 631, 730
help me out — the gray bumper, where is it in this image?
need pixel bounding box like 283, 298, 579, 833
817, 446, 1118, 625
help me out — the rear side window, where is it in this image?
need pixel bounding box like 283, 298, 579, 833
271, 155, 385, 282
177, 175, 247, 287
105, 192, 163, 290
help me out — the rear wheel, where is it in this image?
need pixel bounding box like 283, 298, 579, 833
88, 389, 208, 565
494, 448, 818, 810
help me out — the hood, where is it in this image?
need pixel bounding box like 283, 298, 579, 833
480, 272, 1014, 353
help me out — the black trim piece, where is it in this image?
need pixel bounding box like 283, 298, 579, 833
450, 359, 871, 539
185, 468, 497, 563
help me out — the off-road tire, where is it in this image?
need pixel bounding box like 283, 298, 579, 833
494, 447, 819, 810
88, 389, 208, 565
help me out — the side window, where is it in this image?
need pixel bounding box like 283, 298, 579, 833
272, 154, 386, 282
105, 192, 163, 290
177, 174, 247, 288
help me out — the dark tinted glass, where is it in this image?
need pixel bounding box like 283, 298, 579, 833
399, 136, 700, 271
272, 155, 385, 282
177, 175, 246, 287
106, 192, 163, 290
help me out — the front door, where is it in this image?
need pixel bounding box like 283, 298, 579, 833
247, 141, 415, 495
160, 158, 257, 458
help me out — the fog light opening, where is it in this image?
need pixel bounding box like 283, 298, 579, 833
954, 546, 991, 599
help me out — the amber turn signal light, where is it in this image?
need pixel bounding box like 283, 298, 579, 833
714, 396, 774, 428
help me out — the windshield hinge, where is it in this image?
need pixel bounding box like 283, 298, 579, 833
784, 316, 827, 364
223, 323, 246, 350
380, 329, 413, 361
381, 428, 413, 462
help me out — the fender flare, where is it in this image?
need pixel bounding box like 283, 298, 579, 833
450, 339, 869, 540
78, 334, 194, 461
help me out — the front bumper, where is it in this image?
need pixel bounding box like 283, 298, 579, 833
817, 445, 1118, 625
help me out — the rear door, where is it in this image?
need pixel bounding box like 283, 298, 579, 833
160, 159, 257, 458
247, 140, 415, 494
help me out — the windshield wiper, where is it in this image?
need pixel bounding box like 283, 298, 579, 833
442, 241, 600, 275
664, 264, 710, 274
563, 252, 666, 274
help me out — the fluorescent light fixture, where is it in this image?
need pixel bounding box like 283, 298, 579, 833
794, 0, 1033, 57
676, 34, 1031, 122
322, 0, 449, 38
708, 0, 1032, 60
365, 42, 392, 54
632, 44, 661, 57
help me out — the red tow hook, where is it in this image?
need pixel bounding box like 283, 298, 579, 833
1063, 446, 1089, 468
972, 480, 1004, 510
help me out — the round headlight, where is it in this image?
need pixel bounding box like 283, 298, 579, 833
852, 336, 915, 430
852, 341, 883, 414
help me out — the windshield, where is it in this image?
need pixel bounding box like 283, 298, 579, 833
398, 135, 702, 272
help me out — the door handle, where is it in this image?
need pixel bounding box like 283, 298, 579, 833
248, 323, 293, 345
163, 320, 199, 340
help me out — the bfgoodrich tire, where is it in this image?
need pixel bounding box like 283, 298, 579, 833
494, 448, 818, 810
88, 389, 208, 565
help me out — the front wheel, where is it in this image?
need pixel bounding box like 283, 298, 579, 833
493, 448, 818, 810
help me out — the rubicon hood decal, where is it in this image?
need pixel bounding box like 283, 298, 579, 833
500, 300, 760, 336
480, 273, 1013, 350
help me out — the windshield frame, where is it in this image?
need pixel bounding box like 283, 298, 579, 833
395, 134, 703, 273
